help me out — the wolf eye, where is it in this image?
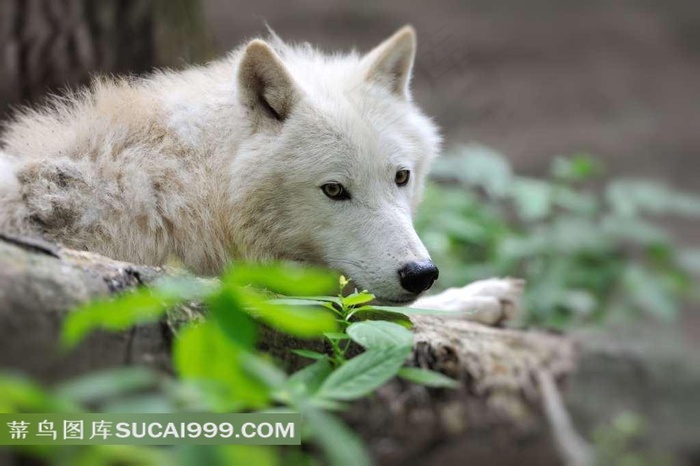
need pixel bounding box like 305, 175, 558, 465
321, 182, 350, 200
395, 169, 410, 186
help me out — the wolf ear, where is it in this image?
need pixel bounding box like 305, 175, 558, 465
238, 39, 299, 122
362, 25, 417, 100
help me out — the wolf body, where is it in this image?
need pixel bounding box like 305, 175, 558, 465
0, 27, 522, 318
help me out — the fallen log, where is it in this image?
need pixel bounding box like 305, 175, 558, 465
0, 235, 698, 466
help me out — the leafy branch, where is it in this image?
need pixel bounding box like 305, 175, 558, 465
6, 263, 457, 466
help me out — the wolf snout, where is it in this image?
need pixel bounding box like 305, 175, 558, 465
398, 260, 439, 294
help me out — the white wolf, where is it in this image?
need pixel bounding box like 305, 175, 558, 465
0, 26, 521, 323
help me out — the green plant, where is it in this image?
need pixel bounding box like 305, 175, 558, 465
417, 145, 700, 327
2, 264, 457, 466
592, 411, 673, 466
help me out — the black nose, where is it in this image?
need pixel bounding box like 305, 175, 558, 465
398, 261, 439, 294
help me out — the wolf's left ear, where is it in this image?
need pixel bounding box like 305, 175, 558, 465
238, 39, 300, 122
362, 25, 417, 100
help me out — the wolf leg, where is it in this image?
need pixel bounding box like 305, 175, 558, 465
411, 278, 525, 326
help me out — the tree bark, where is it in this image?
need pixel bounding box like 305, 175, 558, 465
0, 235, 698, 465
0, 0, 212, 119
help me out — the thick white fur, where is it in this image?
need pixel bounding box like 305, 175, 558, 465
0, 27, 437, 302
0, 26, 524, 317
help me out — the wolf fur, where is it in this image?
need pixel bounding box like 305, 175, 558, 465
0, 26, 522, 317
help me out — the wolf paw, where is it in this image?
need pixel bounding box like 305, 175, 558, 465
458, 277, 525, 325
415, 277, 525, 326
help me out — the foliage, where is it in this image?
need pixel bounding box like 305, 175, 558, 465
417, 144, 699, 326
2, 264, 457, 466
592, 411, 673, 466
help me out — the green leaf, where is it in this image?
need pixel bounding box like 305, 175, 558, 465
544, 216, 611, 253
266, 298, 334, 307
102, 394, 176, 414
63, 289, 168, 348
348, 309, 413, 328
551, 154, 603, 182
178, 445, 278, 466
267, 297, 341, 317
219, 445, 279, 466
432, 144, 514, 198
178, 445, 223, 466
173, 321, 270, 409
62, 276, 212, 348
601, 215, 669, 246
307, 399, 348, 411
286, 359, 333, 397
0, 373, 77, 413
341, 291, 375, 308
397, 367, 459, 388
346, 321, 413, 350
240, 353, 288, 391
358, 305, 460, 317
291, 349, 328, 360
223, 263, 338, 296
75, 444, 168, 466
555, 186, 599, 215
54, 367, 160, 404
207, 289, 257, 347
272, 296, 342, 305
558, 289, 598, 317
317, 346, 410, 401
240, 289, 338, 337
302, 406, 371, 466
511, 178, 552, 221
606, 179, 700, 217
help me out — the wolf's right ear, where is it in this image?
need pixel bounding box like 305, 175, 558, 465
238, 40, 299, 122
362, 25, 417, 100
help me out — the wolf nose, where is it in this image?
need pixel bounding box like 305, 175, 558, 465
398, 261, 439, 294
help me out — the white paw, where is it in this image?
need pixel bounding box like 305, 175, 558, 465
416, 277, 525, 326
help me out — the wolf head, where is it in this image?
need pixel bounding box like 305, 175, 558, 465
230, 26, 442, 304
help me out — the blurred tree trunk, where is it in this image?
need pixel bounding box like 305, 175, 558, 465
0, 0, 212, 119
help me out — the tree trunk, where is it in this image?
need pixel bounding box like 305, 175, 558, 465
0, 0, 212, 119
